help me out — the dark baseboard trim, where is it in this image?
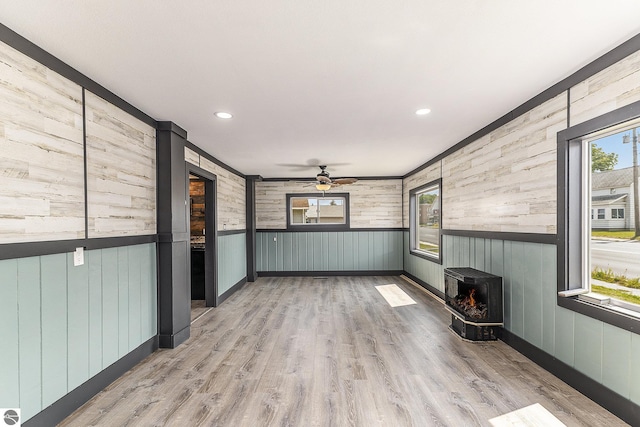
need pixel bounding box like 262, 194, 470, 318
218, 229, 247, 237
159, 325, 190, 349
442, 229, 557, 245
0, 235, 157, 260
217, 277, 247, 305
501, 329, 640, 426
257, 270, 403, 277
400, 271, 445, 300
24, 336, 158, 427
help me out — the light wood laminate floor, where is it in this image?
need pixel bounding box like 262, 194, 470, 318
191, 300, 210, 323
59, 276, 628, 426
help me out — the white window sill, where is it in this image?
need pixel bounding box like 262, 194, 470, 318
578, 292, 640, 319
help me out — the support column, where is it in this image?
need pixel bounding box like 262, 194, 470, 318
246, 175, 261, 282
156, 121, 190, 348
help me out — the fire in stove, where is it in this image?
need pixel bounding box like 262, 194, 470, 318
444, 268, 503, 341
451, 288, 487, 320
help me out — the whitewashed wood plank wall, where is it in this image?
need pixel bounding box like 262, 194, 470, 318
570, 50, 640, 125
185, 147, 246, 231
0, 41, 85, 243
441, 94, 566, 234
255, 179, 402, 229
86, 92, 156, 238
403, 48, 640, 235
0, 40, 157, 244
349, 180, 402, 228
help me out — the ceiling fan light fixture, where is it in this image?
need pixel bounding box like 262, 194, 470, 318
315, 183, 331, 191
214, 111, 233, 119
415, 108, 431, 116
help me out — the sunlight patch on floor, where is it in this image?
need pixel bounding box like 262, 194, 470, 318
489, 403, 566, 427
375, 284, 417, 307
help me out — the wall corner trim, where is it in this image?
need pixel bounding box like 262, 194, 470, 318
157, 121, 188, 139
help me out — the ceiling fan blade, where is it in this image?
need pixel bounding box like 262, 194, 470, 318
317, 175, 331, 184
332, 178, 357, 185
277, 163, 321, 171
276, 160, 351, 171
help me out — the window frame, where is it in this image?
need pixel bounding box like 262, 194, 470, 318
285, 193, 350, 231
409, 179, 442, 264
557, 99, 640, 333
612, 208, 625, 219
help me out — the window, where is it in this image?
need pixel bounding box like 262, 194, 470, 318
612, 208, 625, 219
286, 193, 349, 230
558, 102, 640, 331
409, 179, 442, 263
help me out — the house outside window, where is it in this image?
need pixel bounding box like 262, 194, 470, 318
286, 193, 350, 230
558, 107, 640, 332
409, 179, 442, 264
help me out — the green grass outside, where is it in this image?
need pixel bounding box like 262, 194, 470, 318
591, 230, 639, 240
419, 242, 439, 253
592, 285, 640, 305
592, 267, 640, 289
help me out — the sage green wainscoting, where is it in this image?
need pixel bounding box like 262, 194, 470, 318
403, 231, 445, 293
0, 243, 157, 422
405, 233, 640, 407
218, 232, 247, 295
256, 230, 403, 272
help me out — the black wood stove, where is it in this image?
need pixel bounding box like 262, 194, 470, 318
444, 267, 503, 341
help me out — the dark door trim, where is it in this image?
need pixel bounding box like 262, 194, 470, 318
187, 165, 218, 307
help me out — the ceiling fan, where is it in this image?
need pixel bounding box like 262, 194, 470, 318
277, 159, 350, 171
313, 165, 357, 192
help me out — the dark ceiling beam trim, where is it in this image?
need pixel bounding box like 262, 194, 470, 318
185, 141, 246, 178
403, 32, 640, 179
158, 121, 187, 139
0, 23, 157, 128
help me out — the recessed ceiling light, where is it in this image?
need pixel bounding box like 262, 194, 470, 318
215, 112, 233, 119
415, 108, 431, 116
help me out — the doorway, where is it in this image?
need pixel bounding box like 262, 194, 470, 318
188, 170, 217, 320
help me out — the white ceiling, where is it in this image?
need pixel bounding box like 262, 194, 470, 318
2, 1, 640, 179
